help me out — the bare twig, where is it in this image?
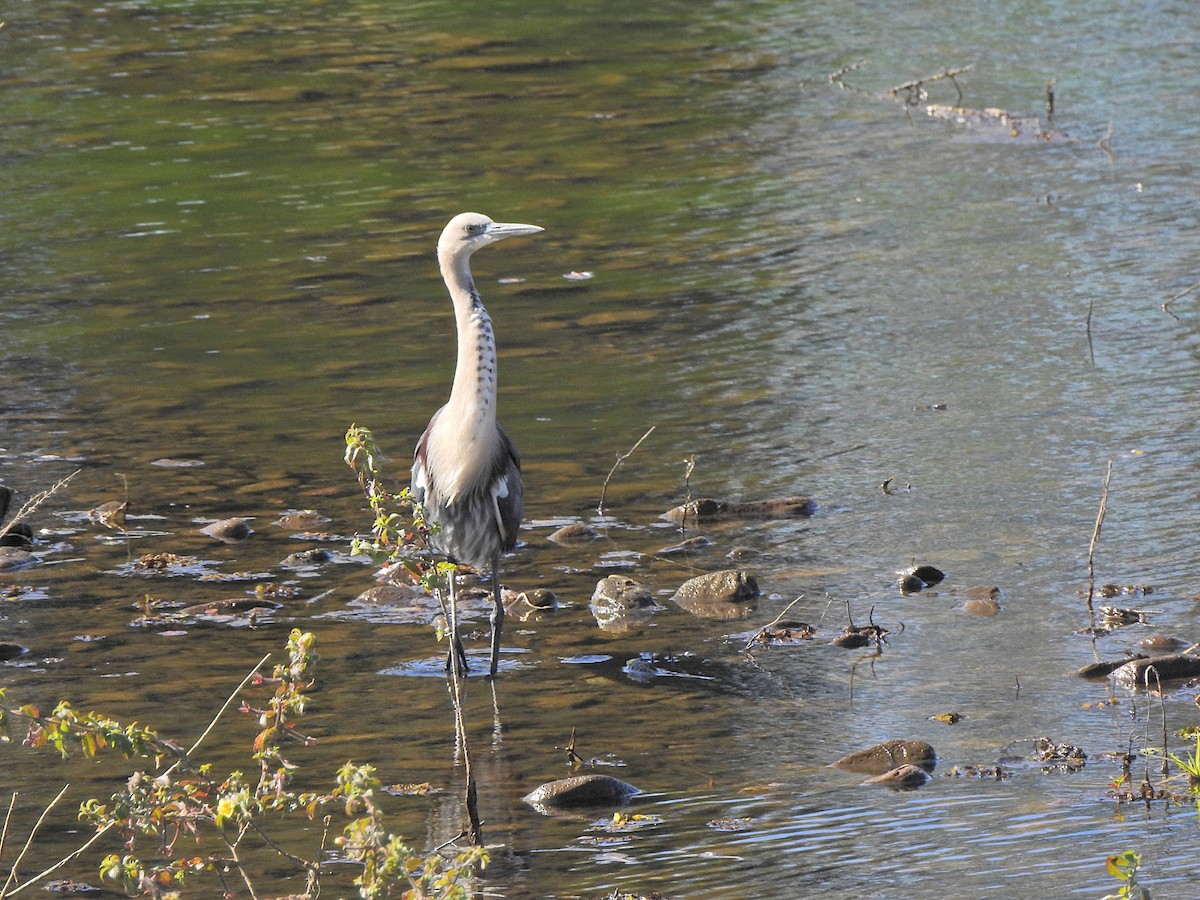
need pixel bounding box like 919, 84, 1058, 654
0, 793, 16, 877
1162, 278, 1200, 318
0, 470, 79, 544
597, 426, 655, 515
5, 653, 274, 896
887, 64, 974, 105
1084, 461, 1114, 661
0, 784, 70, 897
743, 595, 807, 652
1085, 297, 1096, 366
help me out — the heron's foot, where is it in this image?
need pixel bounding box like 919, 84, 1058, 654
445, 638, 470, 676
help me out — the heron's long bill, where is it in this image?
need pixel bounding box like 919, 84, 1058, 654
487, 222, 544, 240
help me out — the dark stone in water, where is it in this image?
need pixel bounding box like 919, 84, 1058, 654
658, 535, 712, 555
864, 763, 931, 791
1072, 655, 1148, 679
0, 523, 34, 548
899, 563, 945, 593
273, 509, 331, 531
1111, 653, 1200, 689
201, 517, 254, 542
0, 641, 29, 661
1136, 634, 1190, 654
548, 523, 601, 545
833, 739, 937, 776
180, 598, 282, 617
591, 575, 659, 633
282, 548, 333, 567
0, 546, 37, 572
523, 774, 641, 809
663, 496, 815, 524
671, 570, 759, 619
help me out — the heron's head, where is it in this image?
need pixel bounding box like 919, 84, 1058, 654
437, 212, 543, 265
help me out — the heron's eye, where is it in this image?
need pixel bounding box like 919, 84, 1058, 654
465, 222, 486, 236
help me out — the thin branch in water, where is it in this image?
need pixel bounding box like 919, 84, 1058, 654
1085, 296, 1096, 366
886, 64, 975, 105
743, 595, 806, 652
597, 425, 655, 515
679, 455, 696, 534
1084, 460, 1114, 662
0, 470, 79, 544
1162, 278, 1200, 319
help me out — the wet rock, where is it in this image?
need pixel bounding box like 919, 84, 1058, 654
201, 517, 254, 542
0, 546, 37, 572
0, 523, 34, 549
1111, 653, 1200, 689
548, 523, 600, 546
663, 496, 815, 525
833, 740, 937, 776
505, 587, 558, 619
274, 509, 330, 531
957, 586, 1001, 616
180, 597, 282, 618
671, 570, 759, 619
726, 546, 762, 561
355, 584, 430, 605
898, 563, 945, 594
281, 548, 333, 568
522, 774, 641, 810
831, 621, 888, 649
1136, 634, 1191, 655
1072, 655, 1148, 679
658, 535, 712, 555
864, 763, 931, 791
0, 641, 29, 661
591, 575, 660, 633
1035, 737, 1086, 768
747, 620, 817, 647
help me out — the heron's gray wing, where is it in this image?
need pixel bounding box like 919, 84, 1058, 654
492, 424, 523, 552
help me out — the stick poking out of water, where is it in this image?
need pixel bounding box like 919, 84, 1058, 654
1084, 460, 1113, 662
596, 426, 655, 516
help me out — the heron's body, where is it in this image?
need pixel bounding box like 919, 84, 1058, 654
411, 212, 542, 676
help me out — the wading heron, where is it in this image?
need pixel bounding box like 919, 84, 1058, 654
412, 212, 543, 677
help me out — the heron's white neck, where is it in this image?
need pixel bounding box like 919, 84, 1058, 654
441, 256, 498, 436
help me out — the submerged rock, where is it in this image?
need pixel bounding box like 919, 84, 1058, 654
273, 509, 330, 531
833, 740, 937, 776
591, 575, 659, 633
1073, 655, 1148, 679
658, 535, 713, 555
88, 500, 128, 530
523, 774, 641, 810
506, 588, 558, 620
671, 570, 759, 619
0, 546, 37, 572
957, 586, 1001, 616
864, 763, 931, 791
201, 517, 254, 542
1111, 653, 1200, 689
664, 496, 815, 525
548, 523, 601, 546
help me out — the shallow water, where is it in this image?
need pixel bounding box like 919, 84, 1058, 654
3, 1, 1200, 897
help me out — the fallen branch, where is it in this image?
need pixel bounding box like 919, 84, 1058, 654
887, 64, 974, 105
743, 595, 806, 652
1162, 278, 1200, 318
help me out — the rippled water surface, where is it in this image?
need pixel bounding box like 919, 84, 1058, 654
3, 1, 1200, 897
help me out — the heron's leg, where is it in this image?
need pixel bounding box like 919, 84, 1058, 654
488, 554, 504, 677
446, 569, 469, 677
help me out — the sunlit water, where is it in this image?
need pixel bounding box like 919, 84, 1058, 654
3, 1, 1200, 897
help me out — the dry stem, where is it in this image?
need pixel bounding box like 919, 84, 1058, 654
597, 426, 655, 515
